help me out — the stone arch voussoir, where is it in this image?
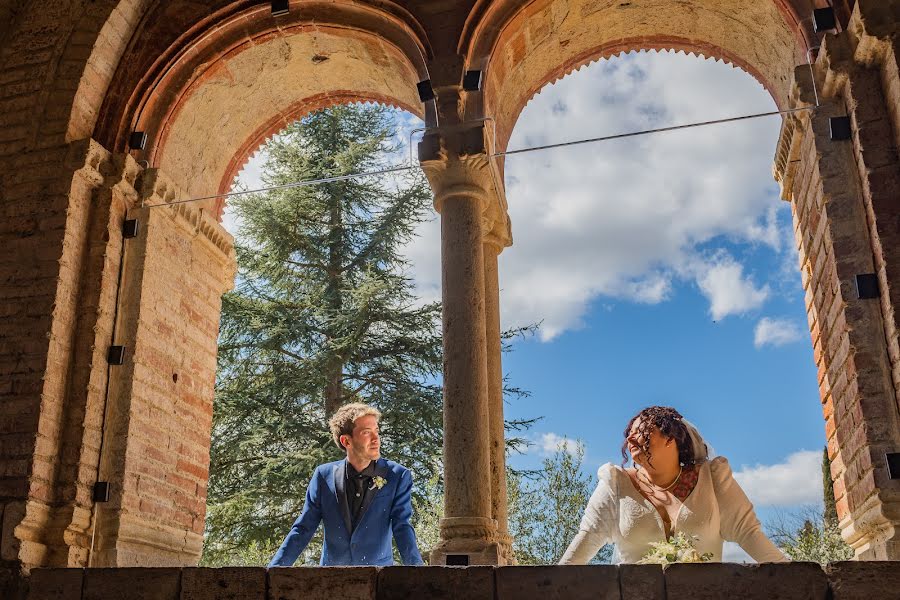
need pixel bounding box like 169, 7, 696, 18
460, 0, 814, 153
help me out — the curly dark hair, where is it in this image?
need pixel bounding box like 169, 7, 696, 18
620, 406, 696, 468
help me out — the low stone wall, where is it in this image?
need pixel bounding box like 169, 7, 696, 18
4, 562, 898, 600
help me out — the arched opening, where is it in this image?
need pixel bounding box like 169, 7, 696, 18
6, 1, 436, 570
464, 0, 812, 152
6, 0, 900, 580
497, 48, 827, 563
206, 102, 440, 566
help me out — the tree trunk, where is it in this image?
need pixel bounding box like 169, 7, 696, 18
323, 128, 345, 416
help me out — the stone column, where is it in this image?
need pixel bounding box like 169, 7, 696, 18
420, 127, 501, 565
0, 139, 136, 572
484, 228, 513, 564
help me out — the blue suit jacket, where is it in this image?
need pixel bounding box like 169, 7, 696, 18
269, 458, 424, 566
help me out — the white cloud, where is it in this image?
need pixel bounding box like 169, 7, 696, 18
754, 317, 804, 348
722, 542, 754, 563
732, 450, 823, 507
400, 50, 786, 339
695, 254, 770, 320
534, 432, 581, 456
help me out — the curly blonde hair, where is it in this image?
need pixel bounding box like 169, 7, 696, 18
328, 402, 382, 448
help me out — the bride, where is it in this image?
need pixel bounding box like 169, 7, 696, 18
559, 406, 786, 564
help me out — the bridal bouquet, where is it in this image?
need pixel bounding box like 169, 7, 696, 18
638, 532, 713, 565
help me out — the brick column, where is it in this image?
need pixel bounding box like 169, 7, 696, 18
420, 126, 502, 566
0, 139, 140, 572
89, 170, 235, 567
774, 2, 900, 557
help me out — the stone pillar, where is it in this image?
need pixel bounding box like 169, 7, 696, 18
484, 228, 513, 564
774, 0, 900, 559
420, 126, 503, 566
0, 139, 137, 572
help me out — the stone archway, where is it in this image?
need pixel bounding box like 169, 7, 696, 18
0, 0, 430, 571
2, 0, 900, 578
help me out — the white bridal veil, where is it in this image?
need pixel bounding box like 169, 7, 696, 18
682, 418, 716, 463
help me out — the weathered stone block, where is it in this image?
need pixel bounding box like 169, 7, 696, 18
495, 565, 618, 600
827, 561, 900, 599
0, 565, 29, 600
83, 567, 181, 600
664, 562, 827, 600
180, 567, 265, 600
619, 564, 664, 600
377, 566, 493, 600
28, 568, 83, 600
269, 567, 377, 600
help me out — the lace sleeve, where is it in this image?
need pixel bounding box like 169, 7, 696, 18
710, 457, 787, 563
559, 463, 618, 564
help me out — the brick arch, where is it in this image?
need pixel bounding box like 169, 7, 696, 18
54, 0, 433, 158
92, 1, 430, 149
62, 0, 151, 143
134, 24, 423, 209
460, 0, 817, 152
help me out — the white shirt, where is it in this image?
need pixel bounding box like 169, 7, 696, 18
559, 456, 787, 564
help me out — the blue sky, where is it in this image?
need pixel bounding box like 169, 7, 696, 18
230, 50, 826, 561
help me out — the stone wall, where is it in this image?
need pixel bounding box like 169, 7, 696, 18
774, 0, 900, 559
0, 139, 131, 570
1, 562, 897, 600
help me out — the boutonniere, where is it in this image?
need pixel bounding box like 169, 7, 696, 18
369, 476, 387, 491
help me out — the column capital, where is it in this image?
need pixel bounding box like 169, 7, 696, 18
419, 122, 512, 249
420, 152, 494, 214
484, 215, 512, 254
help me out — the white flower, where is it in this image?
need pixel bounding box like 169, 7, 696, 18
638, 532, 713, 565
370, 476, 387, 490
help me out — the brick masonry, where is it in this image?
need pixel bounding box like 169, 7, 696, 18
773, 0, 900, 559
1, 0, 900, 578
0, 139, 235, 571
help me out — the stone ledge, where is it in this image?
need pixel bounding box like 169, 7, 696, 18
270, 566, 376, 600
826, 561, 900, 600
496, 565, 619, 600
182, 567, 266, 600
664, 562, 828, 600
11, 562, 900, 599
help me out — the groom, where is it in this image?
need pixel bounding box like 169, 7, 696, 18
268, 403, 424, 566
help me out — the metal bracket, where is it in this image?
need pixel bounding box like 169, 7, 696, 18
93, 481, 111, 503
123, 219, 139, 239
107, 346, 127, 365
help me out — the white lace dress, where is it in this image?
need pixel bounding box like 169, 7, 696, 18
559, 456, 787, 564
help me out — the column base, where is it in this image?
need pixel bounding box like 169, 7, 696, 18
496, 532, 515, 565
430, 517, 503, 566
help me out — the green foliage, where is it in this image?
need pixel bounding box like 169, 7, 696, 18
766, 447, 852, 565
203, 105, 443, 564
508, 442, 612, 564
769, 509, 853, 564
